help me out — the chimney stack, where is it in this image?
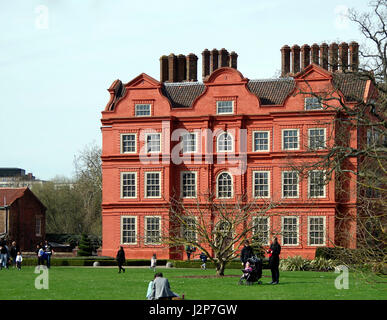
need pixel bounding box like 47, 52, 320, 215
311, 43, 320, 65
229, 51, 238, 69
301, 44, 310, 70
210, 48, 219, 74
168, 53, 177, 82
202, 49, 210, 79
339, 42, 349, 71
201, 48, 237, 80
281, 45, 291, 77
218, 48, 229, 67
291, 45, 301, 74
329, 42, 339, 72
349, 41, 359, 72
186, 53, 198, 81
176, 54, 186, 82
319, 43, 329, 70
160, 55, 169, 82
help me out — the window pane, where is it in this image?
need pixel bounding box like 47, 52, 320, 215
305, 97, 322, 110
217, 100, 233, 114
182, 172, 197, 198
309, 171, 325, 198
253, 217, 269, 245
122, 134, 136, 153
218, 133, 233, 152
146, 172, 160, 197
283, 130, 299, 150
146, 134, 161, 153
254, 131, 269, 151
135, 104, 151, 116
182, 217, 196, 242
122, 173, 136, 198
283, 217, 298, 245
182, 133, 196, 153
254, 171, 269, 198
145, 217, 161, 244
217, 173, 232, 198
122, 217, 136, 244
282, 171, 298, 198
309, 217, 324, 245
309, 129, 326, 149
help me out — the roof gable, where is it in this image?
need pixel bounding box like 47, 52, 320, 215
0, 187, 46, 209
293, 63, 333, 81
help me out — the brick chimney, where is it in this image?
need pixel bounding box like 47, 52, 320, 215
160, 55, 169, 82
339, 42, 349, 71
210, 48, 219, 74
218, 48, 229, 67
229, 51, 238, 69
168, 53, 177, 82
311, 44, 320, 65
301, 44, 310, 70
349, 41, 359, 72
329, 42, 339, 72
291, 45, 301, 74
320, 43, 329, 70
202, 49, 210, 79
177, 54, 186, 82
281, 45, 291, 77
186, 53, 198, 81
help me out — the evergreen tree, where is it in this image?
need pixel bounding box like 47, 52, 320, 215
77, 233, 93, 256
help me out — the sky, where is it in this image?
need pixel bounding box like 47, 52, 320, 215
0, 0, 373, 181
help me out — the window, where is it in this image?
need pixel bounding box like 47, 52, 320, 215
282, 216, 299, 245
145, 216, 161, 244
217, 132, 233, 152
252, 216, 270, 245
216, 100, 233, 114
182, 217, 197, 242
308, 128, 326, 150
121, 172, 137, 198
121, 216, 137, 244
135, 104, 151, 116
217, 172, 233, 198
282, 129, 299, 150
282, 171, 299, 198
181, 171, 197, 198
308, 171, 326, 198
145, 172, 161, 198
305, 97, 322, 110
367, 129, 380, 146
253, 171, 270, 198
146, 133, 161, 153
182, 133, 197, 153
121, 134, 137, 153
253, 131, 270, 152
35, 217, 42, 236
308, 217, 325, 246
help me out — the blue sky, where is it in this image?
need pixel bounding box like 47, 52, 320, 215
0, 0, 372, 180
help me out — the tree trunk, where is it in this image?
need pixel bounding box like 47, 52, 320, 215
216, 260, 226, 276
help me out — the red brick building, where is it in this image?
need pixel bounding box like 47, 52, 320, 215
0, 187, 46, 250
101, 43, 371, 259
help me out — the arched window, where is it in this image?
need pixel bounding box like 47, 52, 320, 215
217, 132, 233, 152
217, 172, 233, 198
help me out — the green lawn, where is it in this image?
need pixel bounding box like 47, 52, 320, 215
0, 266, 385, 300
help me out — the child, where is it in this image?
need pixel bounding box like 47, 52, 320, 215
16, 252, 22, 270
242, 261, 252, 277
150, 253, 157, 272
199, 252, 207, 270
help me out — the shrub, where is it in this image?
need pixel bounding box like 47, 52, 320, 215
279, 256, 311, 271
309, 257, 340, 271
77, 234, 93, 256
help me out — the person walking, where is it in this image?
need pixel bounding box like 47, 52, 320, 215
150, 253, 157, 272
116, 246, 126, 273
16, 252, 23, 270
10, 241, 19, 268
0, 244, 8, 270
240, 240, 254, 267
37, 245, 45, 266
267, 237, 281, 285
185, 245, 193, 261
199, 252, 207, 270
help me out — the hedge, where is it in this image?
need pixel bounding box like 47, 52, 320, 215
19, 258, 169, 267
168, 259, 270, 269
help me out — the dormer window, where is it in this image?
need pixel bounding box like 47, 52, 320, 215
135, 104, 151, 116
216, 100, 234, 114
305, 97, 322, 110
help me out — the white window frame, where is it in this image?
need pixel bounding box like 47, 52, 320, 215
252, 170, 270, 199
181, 216, 198, 242
217, 132, 234, 153
282, 129, 300, 151
282, 216, 300, 246
216, 172, 233, 199
252, 130, 270, 152
144, 171, 162, 199
282, 171, 299, 198
216, 100, 234, 115
182, 132, 198, 154
120, 133, 137, 154
180, 171, 198, 198
121, 216, 138, 245
145, 133, 161, 154
307, 216, 326, 246
135, 103, 151, 117
120, 172, 138, 199
144, 216, 162, 245
308, 128, 326, 150
308, 170, 326, 198
304, 97, 322, 110
252, 216, 270, 246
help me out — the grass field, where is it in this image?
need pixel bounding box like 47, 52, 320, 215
0, 266, 386, 300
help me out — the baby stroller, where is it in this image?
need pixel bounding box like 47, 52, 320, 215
238, 255, 263, 285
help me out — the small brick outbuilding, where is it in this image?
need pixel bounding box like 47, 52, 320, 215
0, 187, 46, 250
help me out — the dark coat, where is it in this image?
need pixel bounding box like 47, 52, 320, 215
116, 249, 126, 264
268, 242, 281, 268
240, 245, 254, 264
10, 245, 19, 259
